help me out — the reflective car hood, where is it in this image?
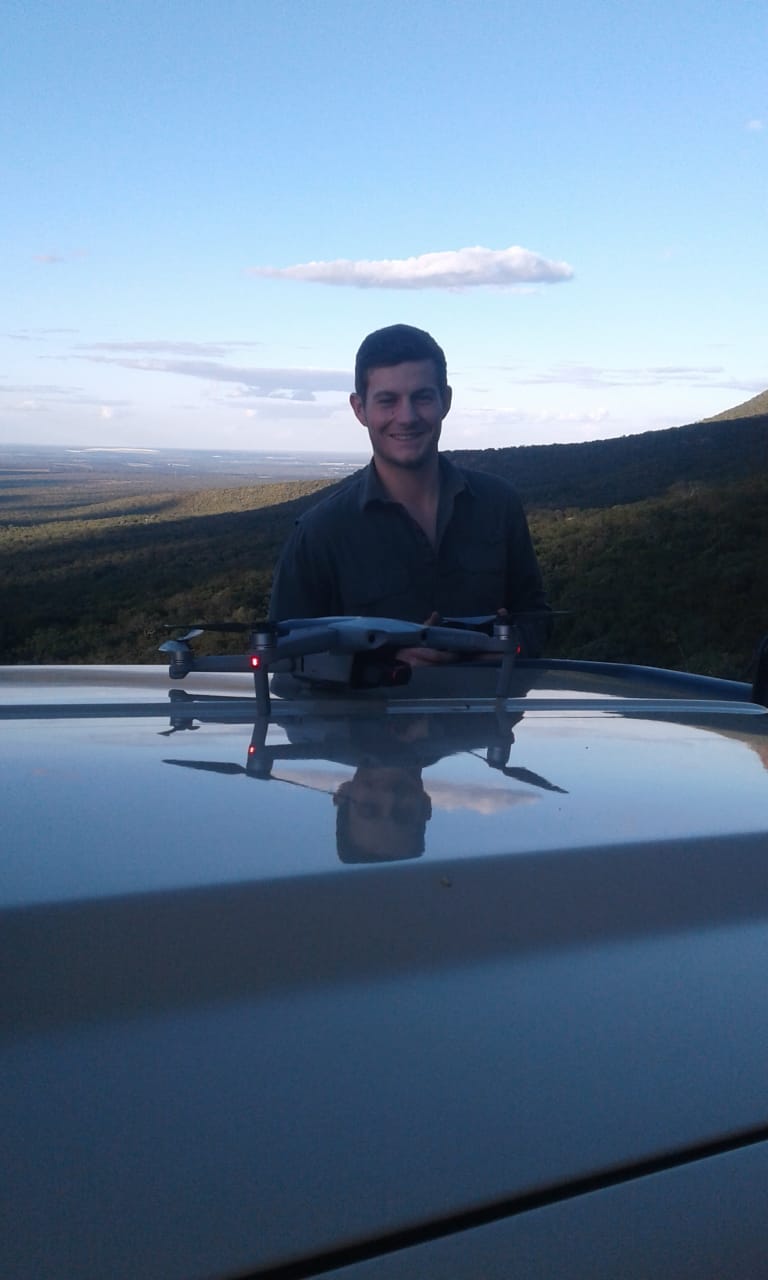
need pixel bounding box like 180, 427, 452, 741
2, 665, 767, 906
3, 665, 768, 1280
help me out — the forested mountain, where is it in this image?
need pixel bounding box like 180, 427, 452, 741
2, 408, 767, 677
448, 412, 768, 509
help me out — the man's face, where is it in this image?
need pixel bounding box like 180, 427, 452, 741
350, 359, 452, 471
335, 766, 432, 860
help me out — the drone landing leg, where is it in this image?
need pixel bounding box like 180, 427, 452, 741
253, 665, 271, 717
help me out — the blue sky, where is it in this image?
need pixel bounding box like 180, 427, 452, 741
3, 0, 766, 454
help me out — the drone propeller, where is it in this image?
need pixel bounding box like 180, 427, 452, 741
162, 621, 260, 635
439, 611, 569, 633
164, 759, 247, 775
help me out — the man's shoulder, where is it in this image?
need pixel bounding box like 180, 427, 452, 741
446, 457, 525, 505
294, 468, 367, 531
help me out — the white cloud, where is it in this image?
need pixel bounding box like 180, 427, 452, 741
17, 399, 49, 412
248, 244, 574, 290
0, 382, 132, 417
746, 119, 764, 131
5, 328, 78, 340
77, 339, 264, 357
708, 376, 768, 393
501, 364, 726, 389
78, 354, 351, 398
234, 399, 343, 421
0, 382, 85, 396
32, 251, 87, 265
462, 406, 612, 429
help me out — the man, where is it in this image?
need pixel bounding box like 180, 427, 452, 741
269, 324, 550, 658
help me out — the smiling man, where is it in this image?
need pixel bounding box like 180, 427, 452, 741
268, 324, 551, 657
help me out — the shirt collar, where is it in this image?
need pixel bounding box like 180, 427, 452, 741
359, 454, 469, 510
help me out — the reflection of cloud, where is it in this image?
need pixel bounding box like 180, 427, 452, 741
272, 767, 539, 813
273, 766, 348, 793
248, 245, 574, 290
78, 354, 350, 398
427, 781, 538, 813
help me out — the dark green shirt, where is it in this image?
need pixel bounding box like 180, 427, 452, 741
269, 456, 551, 654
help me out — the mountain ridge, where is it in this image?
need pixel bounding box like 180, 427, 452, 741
448, 411, 768, 510
701, 387, 768, 422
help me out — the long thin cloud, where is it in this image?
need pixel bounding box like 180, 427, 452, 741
500, 364, 728, 388
77, 340, 264, 357
248, 245, 573, 290
79, 354, 350, 398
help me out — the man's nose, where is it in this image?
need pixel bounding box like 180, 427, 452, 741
395, 396, 418, 424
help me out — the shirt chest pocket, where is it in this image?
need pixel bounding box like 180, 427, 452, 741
439, 533, 508, 614
453, 531, 507, 579
338, 555, 414, 615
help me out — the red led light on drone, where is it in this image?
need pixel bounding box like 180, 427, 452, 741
250, 655, 261, 669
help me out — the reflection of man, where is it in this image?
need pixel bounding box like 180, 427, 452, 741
334, 766, 432, 863
269, 324, 550, 659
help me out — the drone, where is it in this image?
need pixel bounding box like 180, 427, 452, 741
158, 613, 549, 713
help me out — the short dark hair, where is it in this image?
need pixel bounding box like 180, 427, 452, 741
354, 324, 448, 400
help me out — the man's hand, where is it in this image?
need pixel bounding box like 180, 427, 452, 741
395, 612, 459, 667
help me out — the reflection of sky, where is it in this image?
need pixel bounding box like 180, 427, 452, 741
2, 711, 767, 908
273, 766, 539, 815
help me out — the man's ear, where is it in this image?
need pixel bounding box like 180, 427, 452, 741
350, 392, 367, 426
442, 385, 453, 416
333, 780, 353, 808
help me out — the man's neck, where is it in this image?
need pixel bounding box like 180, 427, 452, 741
372, 452, 441, 544
373, 451, 440, 502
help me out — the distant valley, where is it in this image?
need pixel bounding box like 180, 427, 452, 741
2, 397, 767, 677
0, 443, 367, 485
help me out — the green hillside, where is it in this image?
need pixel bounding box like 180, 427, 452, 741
2, 414, 767, 677
448, 414, 768, 509
702, 389, 768, 422
0, 480, 327, 663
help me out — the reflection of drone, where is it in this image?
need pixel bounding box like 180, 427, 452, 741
161, 689, 568, 794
